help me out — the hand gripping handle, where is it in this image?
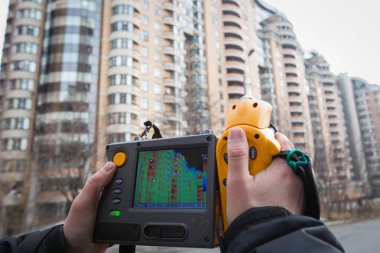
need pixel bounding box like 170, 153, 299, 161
216, 96, 281, 230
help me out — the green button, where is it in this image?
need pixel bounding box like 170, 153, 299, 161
110, 210, 121, 217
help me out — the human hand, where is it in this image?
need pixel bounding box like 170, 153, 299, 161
63, 162, 116, 253
226, 127, 305, 225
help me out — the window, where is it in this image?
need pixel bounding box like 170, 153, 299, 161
154, 35, 161, 45
140, 98, 148, 109
108, 133, 131, 143
143, 0, 149, 9
14, 25, 40, 37
142, 31, 149, 41
10, 61, 36, 72
155, 7, 161, 15
107, 93, 132, 105
154, 101, 161, 111
108, 112, 131, 125
140, 80, 148, 91
110, 38, 133, 49
154, 83, 161, 94
154, 67, 161, 77
0, 159, 25, 172
141, 63, 148, 74
112, 5, 134, 15
108, 74, 132, 86
17, 8, 42, 20
141, 47, 148, 57
12, 42, 38, 54
154, 21, 161, 30
142, 15, 149, 25
155, 51, 161, 61
7, 98, 32, 109
111, 22, 133, 32
2, 138, 28, 151
3, 118, 30, 130
109, 56, 133, 67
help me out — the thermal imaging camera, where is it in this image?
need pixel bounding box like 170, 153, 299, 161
94, 133, 220, 248
94, 95, 320, 249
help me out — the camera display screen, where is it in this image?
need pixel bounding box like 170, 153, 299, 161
133, 146, 208, 209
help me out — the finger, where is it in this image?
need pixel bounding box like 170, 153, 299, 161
75, 162, 116, 209
227, 127, 250, 183
275, 132, 294, 151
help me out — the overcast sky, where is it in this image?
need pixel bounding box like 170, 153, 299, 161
1, 0, 379, 85
265, 0, 380, 85
0, 0, 10, 63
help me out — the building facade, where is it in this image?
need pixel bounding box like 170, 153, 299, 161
0, 0, 45, 235
337, 74, 380, 198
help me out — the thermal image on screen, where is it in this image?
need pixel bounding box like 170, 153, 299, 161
133, 147, 208, 209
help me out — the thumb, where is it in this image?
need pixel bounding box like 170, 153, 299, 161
227, 127, 250, 185
75, 162, 116, 210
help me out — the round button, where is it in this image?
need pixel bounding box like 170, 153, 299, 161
114, 188, 122, 194
113, 152, 127, 167
115, 178, 123, 185
113, 198, 121, 204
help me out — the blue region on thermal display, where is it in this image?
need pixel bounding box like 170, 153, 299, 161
134, 148, 207, 208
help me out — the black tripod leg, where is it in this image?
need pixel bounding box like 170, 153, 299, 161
119, 245, 136, 253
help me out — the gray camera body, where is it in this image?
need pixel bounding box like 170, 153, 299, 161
94, 133, 219, 248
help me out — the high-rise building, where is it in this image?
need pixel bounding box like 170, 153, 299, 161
337, 74, 380, 198
336, 74, 369, 192
305, 54, 367, 211
254, 0, 314, 156
0, 0, 45, 235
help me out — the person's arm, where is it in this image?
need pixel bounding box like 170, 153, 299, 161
221, 127, 345, 253
0, 225, 65, 253
0, 162, 116, 253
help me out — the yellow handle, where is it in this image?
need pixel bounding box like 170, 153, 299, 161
216, 96, 281, 230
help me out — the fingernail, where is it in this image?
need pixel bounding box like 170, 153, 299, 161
229, 128, 244, 140
103, 162, 115, 172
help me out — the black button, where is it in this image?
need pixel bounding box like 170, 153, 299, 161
223, 153, 228, 163
161, 225, 186, 239
115, 178, 123, 185
112, 198, 121, 204
250, 147, 257, 160
144, 225, 161, 239
114, 188, 122, 194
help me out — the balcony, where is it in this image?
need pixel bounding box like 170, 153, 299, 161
163, 15, 174, 25
163, 2, 174, 11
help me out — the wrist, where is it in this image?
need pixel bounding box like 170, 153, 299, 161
221, 206, 291, 251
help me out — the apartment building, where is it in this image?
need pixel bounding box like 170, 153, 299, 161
305, 54, 368, 209
336, 74, 369, 195
0, 0, 45, 235
253, 0, 314, 156
337, 74, 380, 198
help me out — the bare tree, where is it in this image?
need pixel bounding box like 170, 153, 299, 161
23, 118, 96, 231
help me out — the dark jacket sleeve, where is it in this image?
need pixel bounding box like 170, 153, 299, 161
0, 224, 67, 253
220, 206, 345, 253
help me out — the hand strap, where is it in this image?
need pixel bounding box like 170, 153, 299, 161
275, 149, 321, 220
